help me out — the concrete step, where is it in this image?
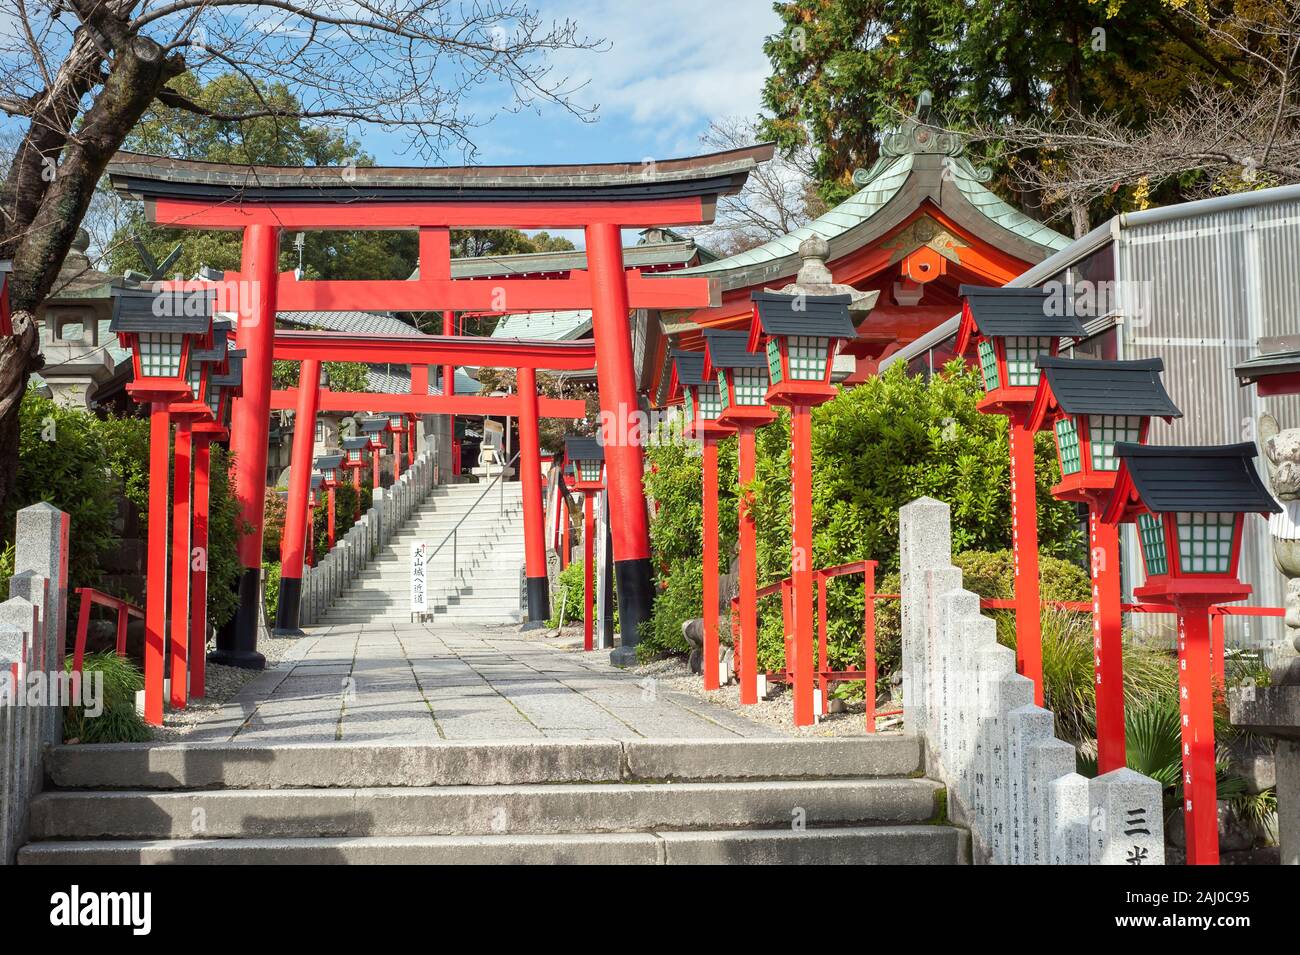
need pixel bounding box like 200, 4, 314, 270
42, 738, 924, 789
335, 577, 522, 594
18, 825, 963, 865
28, 778, 940, 840
329, 609, 521, 621
323, 611, 523, 624
405, 514, 521, 525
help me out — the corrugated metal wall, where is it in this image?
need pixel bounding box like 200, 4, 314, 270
1116, 198, 1300, 649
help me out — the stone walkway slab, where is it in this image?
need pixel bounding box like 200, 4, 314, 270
186, 624, 782, 742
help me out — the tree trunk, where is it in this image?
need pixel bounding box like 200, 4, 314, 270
0, 31, 183, 519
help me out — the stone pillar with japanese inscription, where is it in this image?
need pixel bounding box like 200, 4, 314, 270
1088, 767, 1165, 866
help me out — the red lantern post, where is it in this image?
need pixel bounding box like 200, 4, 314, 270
190, 351, 242, 698
316, 454, 344, 548
342, 436, 370, 519
1104, 442, 1281, 864
749, 291, 860, 727
956, 285, 1086, 705
110, 286, 213, 725
361, 417, 387, 489
565, 437, 605, 653
704, 329, 776, 704
1030, 356, 1182, 772
671, 349, 733, 690
387, 413, 406, 482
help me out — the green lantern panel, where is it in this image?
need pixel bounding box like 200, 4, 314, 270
977, 339, 999, 392
137, 331, 185, 378
788, 335, 829, 381
697, 382, 722, 420
1004, 336, 1053, 388
1137, 512, 1168, 576
1088, 415, 1142, 471
1176, 511, 1236, 574
766, 338, 784, 384
1055, 418, 1082, 475
732, 366, 768, 405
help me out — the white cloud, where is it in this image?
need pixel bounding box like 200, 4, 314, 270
544, 0, 780, 137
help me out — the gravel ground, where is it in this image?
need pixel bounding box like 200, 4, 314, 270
152, 630, 303, 742
530, 625, 904, 738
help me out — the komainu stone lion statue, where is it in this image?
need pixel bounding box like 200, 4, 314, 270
1259, 414, 1300, 681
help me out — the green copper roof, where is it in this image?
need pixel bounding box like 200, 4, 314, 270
675, 93, 1071, 288
490, 310, 591, 341
946, 157, 1072, 253
679, 154, 916, 276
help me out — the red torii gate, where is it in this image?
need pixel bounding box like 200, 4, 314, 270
107, 146, 766, 665
268, 332, 592, 632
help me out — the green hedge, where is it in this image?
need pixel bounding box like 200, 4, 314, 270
548, 560, 585, 627
641, 361, 1085, 668
6, 392, 244, 631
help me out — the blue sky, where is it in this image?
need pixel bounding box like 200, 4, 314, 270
367, 1, 783, 166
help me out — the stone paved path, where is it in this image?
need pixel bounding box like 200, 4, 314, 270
186, 623, 782, 742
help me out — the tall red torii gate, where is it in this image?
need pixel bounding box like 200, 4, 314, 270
269, 334, 593, 634
107, 146, 768, 665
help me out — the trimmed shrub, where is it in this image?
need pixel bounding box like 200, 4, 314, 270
64, 651, 151, 743
549, 560, 585, 627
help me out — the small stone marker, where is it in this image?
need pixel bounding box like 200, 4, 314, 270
1089, 767, 1164, 866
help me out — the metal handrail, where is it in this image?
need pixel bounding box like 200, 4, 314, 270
426, 450, 521, 581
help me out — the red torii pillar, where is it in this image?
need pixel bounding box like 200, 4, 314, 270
212, 224, 276, 669
517, 367, 550, 622
586, 223, 653, 663
276, 358, 322, 634
189, 432, 213, 698
169, 421, 193, 707
583, 491, 596, 651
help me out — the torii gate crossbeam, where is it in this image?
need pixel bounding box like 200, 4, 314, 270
107, 144, 769, 667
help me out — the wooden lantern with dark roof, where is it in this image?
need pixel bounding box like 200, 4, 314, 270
1103, 443, 1281, 602
669, 349, 725, 438
110, 285, 215, 403
564, 436, 605, 492
956, 285, 1087, 417
703, 328, 775, 429
1031, 356, 1183, 503
748, 291, 857, 407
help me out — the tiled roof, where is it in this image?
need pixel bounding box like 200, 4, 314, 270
1115, 443, 1281, 513
364, 364, 479, 396
678, 154, 917, 278
490, 310, 591, 341
670, 350, 706, 386
564, 436, 604, 461
752, 292, 857, 339
278, 310, 425, 337
702, 329, 764, 369
960, 286, 1086, 339
1037, 357, 1182, 417
674, 152, 1071, 286
446, 241, 699, 279
947, 158, 1072, 252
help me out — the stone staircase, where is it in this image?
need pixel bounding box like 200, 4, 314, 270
324, 481, 526, 625
19, 737, 966, 864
